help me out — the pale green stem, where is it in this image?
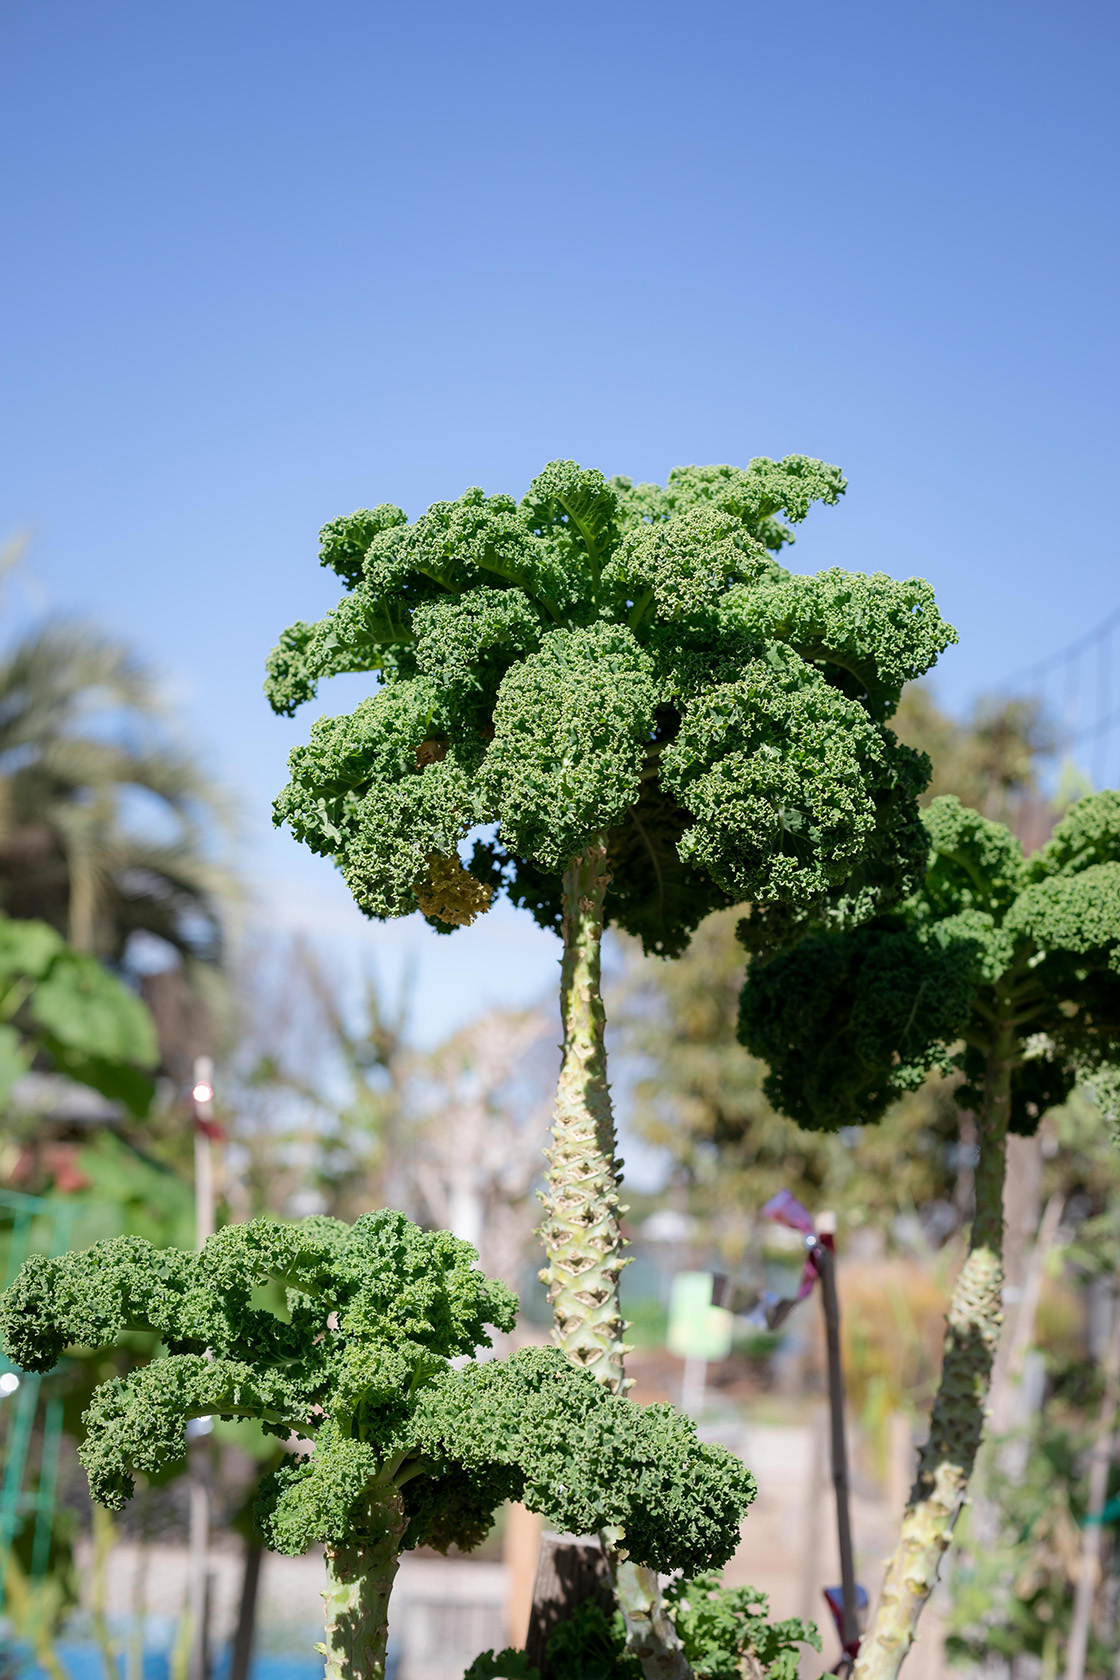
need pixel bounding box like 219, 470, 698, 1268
91, 1502, 123, 1680
320, 1494, 407, 1680
539, 838, 627, 1384
539, 839, 692, 1680
853, 1025, 1012, 1680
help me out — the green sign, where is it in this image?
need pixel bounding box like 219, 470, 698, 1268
667, 1271, 733, 1363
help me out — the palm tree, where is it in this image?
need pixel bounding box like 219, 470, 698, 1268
0, 621, 228, 969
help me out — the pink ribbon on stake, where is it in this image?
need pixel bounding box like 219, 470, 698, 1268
756, 1189, 833, 1330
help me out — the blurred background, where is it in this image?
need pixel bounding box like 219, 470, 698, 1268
1, 2, 1118, 1677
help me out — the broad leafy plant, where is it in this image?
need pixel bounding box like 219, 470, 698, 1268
0, 914, 158, 1115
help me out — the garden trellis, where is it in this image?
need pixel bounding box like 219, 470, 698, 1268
996, 600, 1120, 790
0, 1188, 74, 1615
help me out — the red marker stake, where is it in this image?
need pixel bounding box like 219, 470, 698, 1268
814, 1233, 859, 1670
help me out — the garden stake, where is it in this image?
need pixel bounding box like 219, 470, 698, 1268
813, 1234, 860, 1671
757, 1193, 863, 1671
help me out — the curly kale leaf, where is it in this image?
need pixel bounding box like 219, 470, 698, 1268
332, 1212, 517, 1354
602, 508, 774, 626
255, 1423, 386, 1554
369, 489, 570, 616
1007, 864, 1120, 972
730, 568, 957, 721
412, 588, 545, 720
665, 1573, 820, 1680
0, 1238, 207, 1370
661, 658, 891, 906
520, 461, 621, 596
1028, 788, 1120, 879
738, 920, 976, 1130
920, 796, 1026, 918
319, 505, 410, 588
411, 1347, 755, 1574
274, 679, 491, 921
612, 457, 846, 554
81, 1354, 306, 1509
482, 624, 660, 870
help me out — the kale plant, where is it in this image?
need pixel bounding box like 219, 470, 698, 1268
738, 791, 1120, 1679
0, 1210, 753, 1680
467, 1573, 819, 1680
266, 458, 955, 1675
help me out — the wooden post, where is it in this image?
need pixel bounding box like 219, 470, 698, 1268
525, 1534, 615, 1680
229, 1538, 264, 1680
815, 1237, 859, 1660
504, 1502, 543, 1649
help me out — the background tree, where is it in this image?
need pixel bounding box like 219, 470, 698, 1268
405, 1006, 554, 1298
737, 790, 1120, 1680
231, 936, 412, 1221
266, 454, 955, 1677
0, 622, 226, 967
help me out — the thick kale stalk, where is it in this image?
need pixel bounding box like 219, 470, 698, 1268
322, 1507, 408, 1680
540, 839, 691, 1680
540, 839, 626, 1387
852, 1037, 1009, 1680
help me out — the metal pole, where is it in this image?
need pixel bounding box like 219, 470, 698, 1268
192, 1055, 216, 1248
187, 1456, 210, 1680
815, 1238, 859, 1659
680, 1355, 707, 1417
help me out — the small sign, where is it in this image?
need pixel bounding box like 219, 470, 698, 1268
667, 1271, 734, 1363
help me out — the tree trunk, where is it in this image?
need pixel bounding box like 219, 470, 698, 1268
539, 838, 692, 1680
853, 1031, 1012, 1680
321, 1500, 406, 1680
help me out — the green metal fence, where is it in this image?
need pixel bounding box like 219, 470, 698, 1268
0, 1188, 75, 1611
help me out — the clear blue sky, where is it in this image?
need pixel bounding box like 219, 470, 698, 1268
2, 0, 1118, 1038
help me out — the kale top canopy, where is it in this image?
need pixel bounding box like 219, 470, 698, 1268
266, 460, 956, 957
